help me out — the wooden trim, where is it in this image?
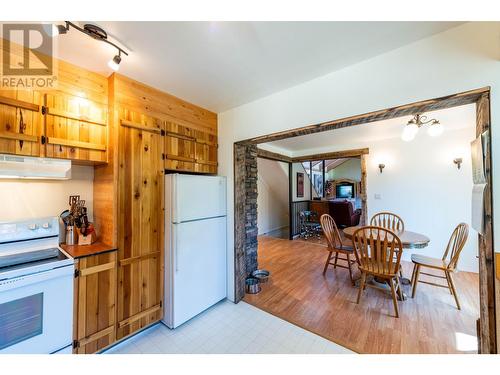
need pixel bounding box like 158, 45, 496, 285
292, 148, 369, 162
165, 154, 196, 162
77, 326, 114, 348
119, 251, 160, 266
0, 131, 38, 143
47, 137, 106, 151
196, 159, 218, 166
117, 304, 161, 328
360, 154, 368, 226
496, 253, 500, 280
195, 138, 217, 147
0, 95, 40, 112
120, 119, 161, 134
165, 131, 195, 141
239, 87, 490, 145
79, 261, 116, 277
256, 147, 292, 163
46, 107, 106, 126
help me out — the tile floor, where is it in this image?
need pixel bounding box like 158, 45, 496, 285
104, 300, 353, 354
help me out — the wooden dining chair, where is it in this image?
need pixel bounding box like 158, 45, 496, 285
410, 223, 469, 310
320, 214, 357, 285
370, 212, 405, 232
352, 226, 404, 318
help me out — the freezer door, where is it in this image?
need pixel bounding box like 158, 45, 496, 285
172, 174, 226, 223
171, 216, 226, 328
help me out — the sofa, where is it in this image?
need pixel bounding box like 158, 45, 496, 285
329, 200, 361, 228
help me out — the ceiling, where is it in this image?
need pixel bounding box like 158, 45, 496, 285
7, 21, 463, 112
260, 104, 476, 157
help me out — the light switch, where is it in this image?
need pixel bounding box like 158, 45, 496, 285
374, 193, 381, 200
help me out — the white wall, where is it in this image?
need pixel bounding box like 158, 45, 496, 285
0, 165, 94, 222
219, 22, 500, 300
257, 158, 289, 234
327, 159, 361, 181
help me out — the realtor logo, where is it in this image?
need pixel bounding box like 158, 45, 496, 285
1, 23, 58, 89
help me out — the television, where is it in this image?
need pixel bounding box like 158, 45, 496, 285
336, 183, 354, 199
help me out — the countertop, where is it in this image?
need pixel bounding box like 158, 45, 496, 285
61, 241, 117, 259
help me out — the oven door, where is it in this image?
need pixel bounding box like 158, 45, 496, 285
0, 265, 74, 354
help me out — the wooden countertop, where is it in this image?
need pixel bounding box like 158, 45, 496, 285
61, 241, 117, 259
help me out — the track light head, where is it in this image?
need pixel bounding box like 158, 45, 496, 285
108, 54, 122, 72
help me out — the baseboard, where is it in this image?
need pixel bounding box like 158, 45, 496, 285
259, 225, 288, 236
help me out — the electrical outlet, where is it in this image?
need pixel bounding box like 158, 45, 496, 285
374, 193, 381, 200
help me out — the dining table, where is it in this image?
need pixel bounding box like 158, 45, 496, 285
342, 226, 431, 300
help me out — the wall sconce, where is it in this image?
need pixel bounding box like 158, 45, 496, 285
378, 164, 385, 173
453, 158, 463, 170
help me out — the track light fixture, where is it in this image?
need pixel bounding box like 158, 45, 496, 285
51, 21, 128, 71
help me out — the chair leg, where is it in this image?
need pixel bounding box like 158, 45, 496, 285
322, 252, 332, 275
446, 271, 461, 310
395, 273, 404, 300
389, 278, 400, 318
411, 264, 421, 298
410, 263, 417, 286
333, 252, 339, 269
346, 253, 354, 286
444, 270, 454, 295
356, 272, 366, 304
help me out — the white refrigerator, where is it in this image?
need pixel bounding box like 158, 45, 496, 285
162, 174, 227, 328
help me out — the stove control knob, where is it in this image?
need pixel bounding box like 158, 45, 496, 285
28, 223, 38, 230
42, 222, 50, 229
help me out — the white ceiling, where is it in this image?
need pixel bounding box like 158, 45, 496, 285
260, 104, 476, 157
11, 21, 463, 112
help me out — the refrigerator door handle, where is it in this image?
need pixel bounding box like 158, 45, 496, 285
174, 228, 179, 272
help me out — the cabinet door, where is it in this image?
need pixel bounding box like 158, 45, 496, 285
73, 251, 117, 354
164, 120, 196, 172
117, 108, 164, 340
0, 90, 43, 157
193, 129, 217, 174
44, 92, 107, 164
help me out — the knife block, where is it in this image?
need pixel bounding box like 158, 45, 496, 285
77, 229, 97, 245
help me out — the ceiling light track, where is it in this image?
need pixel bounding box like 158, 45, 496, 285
53, 21, 129, 71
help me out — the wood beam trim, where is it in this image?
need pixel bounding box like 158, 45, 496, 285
47, 137, 107, 151
256, 148, 292, 163
292, 148, 369, 162
76, 326, 114, 347
165, 154, 196, 163
0, 95, 40, 112
239, 87, 490, 145
78, 261, 116, 277
165, 131, 195, 141
117, 304, 161, 328
120, 119, 161, 134
119, 251, 160, 266
0, 131, 38, 143
45, 107, 106, 126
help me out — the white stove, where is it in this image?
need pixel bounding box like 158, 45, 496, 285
0, 217, 74, 354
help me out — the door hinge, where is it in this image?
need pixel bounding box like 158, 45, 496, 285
160, 300, 163, 308
160, 129, 165, 136
41, 135, 46, 145
161, 153, 165, 160
72, 340, 80, 349
74, 269, 80, 278
41, 106, 47, 115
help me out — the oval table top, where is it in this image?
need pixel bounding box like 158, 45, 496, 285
342, 226, 430, 249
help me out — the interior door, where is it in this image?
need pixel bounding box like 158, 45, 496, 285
117, 108, 164, 340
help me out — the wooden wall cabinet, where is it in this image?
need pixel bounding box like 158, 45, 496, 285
73, 251, 117, 354
44, 92, 107, 164
116, 108, 164, 340
0, 91, 43, 157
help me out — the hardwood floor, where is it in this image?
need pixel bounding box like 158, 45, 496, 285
244, 235, 480, 354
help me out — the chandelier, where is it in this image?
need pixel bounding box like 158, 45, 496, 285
401, 113, 443, 142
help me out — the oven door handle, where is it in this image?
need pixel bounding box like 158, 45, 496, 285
0, 265, 73, 292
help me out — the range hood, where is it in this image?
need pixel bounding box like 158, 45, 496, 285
0, 154, 72, 180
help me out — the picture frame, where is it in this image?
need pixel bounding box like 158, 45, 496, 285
297, 172, 304, 198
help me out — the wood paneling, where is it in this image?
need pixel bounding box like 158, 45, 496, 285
246, 235, 480, 354
116, 107, 164, 340
73, 251, 117, 354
